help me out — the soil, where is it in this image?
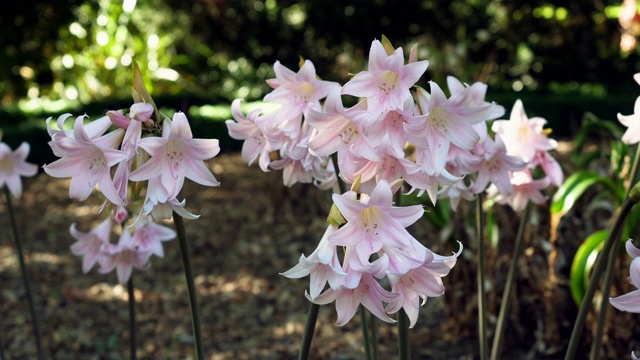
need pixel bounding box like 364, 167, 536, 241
1, 146, 639, 359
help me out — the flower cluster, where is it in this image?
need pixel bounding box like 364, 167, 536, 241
228, 37, 538, 326
282, 179, 460, 327
44, 96, 220, 283
484, 99, 563, 211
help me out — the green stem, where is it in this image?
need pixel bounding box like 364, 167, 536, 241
476, 193, 488, 360
0, 328, 4, 360
565, 197, 636, 360
588, 233, 619, 360
298, 303, 320, 360
4, 186, 44, 360
370, 311, 378, 360
397, 309, 410, 360
490, 202, 532, 360
588, 143, 640, 359
173, 212, 205, 360
360, 308, 372, 360
628, 144, 640, 194
127, 276, 137, 360
394, 189, 410, 359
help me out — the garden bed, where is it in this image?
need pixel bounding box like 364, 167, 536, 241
0, 146, 638, 359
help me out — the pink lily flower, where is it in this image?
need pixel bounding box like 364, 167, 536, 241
386, 244, 461, 328
130, 217, 176, 258
405, 83, 494, 176
366, 96, 424, 154
328, 179, 425, 265
469, 133, 527, 195
280, 225, 348, 299
264, 60, 338, 111
531, 149, 564, 187
46, 113, 112, 144
309, 272, 399, 326
129, 112, 220, 202
100, 228, 152, 284
0, 139, 38, 198
618, 74, 640, 144
491, 99, 557, 162
306, 90, 380, 166
493, 170, 550, 212
352, 143, 422, 185
226, 99, 270, 168
43, 115, 127, 205
446, 75, 505, 120
69, 218, 112, 274
610, 239, 640, 312
342, 39, 429, 114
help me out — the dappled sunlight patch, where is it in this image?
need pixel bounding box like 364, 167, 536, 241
194, 273, 269, 297
63, 282, 144, 303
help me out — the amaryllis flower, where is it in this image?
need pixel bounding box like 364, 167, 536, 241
130, 217, 176, 258
405, 83, 494, 176
129, 112, 220, 203
43, 115, 127, 205
100, 228, 152, 284
46, 113, 112, 147
310, 272, 399, 326
446, 75, 505, 120
306, 90, 380, 166
610, 239, 640, 312
469, 133, 527, 195
530, 150, 564, 187
493, 170, 550, 212
618, 74, 640, 144
342, 39, 429, 114
386, 244, 461, 328
366, 96, 423, 154
69, 218, 112, 274
280, 225, 348, 299
491, 99, 557, 162
264, 60, 338, 110
328, 179, 425, 265
226, 99, 271, 169
0, 139, 38, 198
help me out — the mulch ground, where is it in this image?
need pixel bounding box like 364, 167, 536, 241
1, 146, 639, 359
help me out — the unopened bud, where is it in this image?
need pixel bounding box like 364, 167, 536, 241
350, 174, 362, 193
327, 203, 346, 226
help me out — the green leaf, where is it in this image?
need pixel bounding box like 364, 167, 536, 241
551, 170, 624, 218
570, 230, 608, 305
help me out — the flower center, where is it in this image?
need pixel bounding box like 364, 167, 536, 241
338, 122, 359, 145
294, 82, 316, 103
165, 140, 184, 178
0, 156, 13, 173
429, 107, 448, 136
378, 70, 399, 96
361, 207, 380, 238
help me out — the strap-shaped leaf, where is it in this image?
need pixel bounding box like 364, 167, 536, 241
570, 230, 608, 305
551, 170, 623, 218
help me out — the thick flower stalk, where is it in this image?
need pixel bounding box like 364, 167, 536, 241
0, 136, 43, 359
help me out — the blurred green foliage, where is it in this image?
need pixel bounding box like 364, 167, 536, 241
2, 0, 639, 110
2, 0, 640, 166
